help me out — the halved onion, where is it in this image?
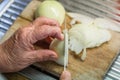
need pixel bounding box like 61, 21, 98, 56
35, 0, 65, 26
49, 38, 65, 65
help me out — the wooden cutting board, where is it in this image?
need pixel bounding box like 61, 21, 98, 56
0, 0, 120, 80
34, 19, 120, 80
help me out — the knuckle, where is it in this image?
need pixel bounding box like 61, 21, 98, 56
15, 28, 25, 40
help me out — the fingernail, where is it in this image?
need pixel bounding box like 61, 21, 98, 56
60, 34, 64, 40
49, 54, 58, 61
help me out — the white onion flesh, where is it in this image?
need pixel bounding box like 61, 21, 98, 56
93, 18, 120, 32
68, 12, 120, 32
49, 38, 65, 65
81, 48, 87, 61
67, 12, 94, 25
35, 0, 65, 26
69, 24, 111, 48
49, 29, 69, 66
69, 24, 111, 60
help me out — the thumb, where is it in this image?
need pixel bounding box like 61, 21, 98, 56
60, 70, 71, 80
31, 49, 58, 62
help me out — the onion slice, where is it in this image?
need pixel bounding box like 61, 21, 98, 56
67, 12, 94, 25
94, 18, 120, 32
68, 24, 111, 60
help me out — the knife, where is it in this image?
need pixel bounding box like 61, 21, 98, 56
63, 16, 69, 71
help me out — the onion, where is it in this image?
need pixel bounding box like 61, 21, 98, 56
49, 38, 65, 65
67, 12, 94, 25
93, 18, 120, 32
50, 12, 113, 63
35, 0, 65, 26
49, 30, 69, 66
68, 12, 120, 32
50, 23, 111, 62
68, 24, 111, 60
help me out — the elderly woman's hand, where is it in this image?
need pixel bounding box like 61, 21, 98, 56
0, 17, 63, 72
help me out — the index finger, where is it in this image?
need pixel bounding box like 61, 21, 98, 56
33, 17, 60, 27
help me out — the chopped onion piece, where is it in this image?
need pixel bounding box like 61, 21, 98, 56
68, 24, 111, 60
49, 39, 65, 65
67, 12, 94, 25
81, 48, 87, 61
93, 18, 120, 32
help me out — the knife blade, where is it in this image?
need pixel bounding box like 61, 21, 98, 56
63, 16, 69, 71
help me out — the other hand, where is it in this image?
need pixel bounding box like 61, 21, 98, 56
60, 70, 71, 80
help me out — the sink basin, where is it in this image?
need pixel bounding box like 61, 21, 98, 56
0, 0, 14, 17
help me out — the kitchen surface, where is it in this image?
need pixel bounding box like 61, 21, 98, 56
0, 0, 120, 80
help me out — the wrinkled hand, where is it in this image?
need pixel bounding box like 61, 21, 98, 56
60, 70, 71, 80
0, 17, 63, 72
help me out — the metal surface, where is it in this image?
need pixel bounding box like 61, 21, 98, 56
19, 66, 57, 80
59, 0, 120, 26
0, 74, 7, 80
104, 51, 120, 80
63, 17, 69, 71
0, 0, 31, 40
0, 0, 14, 17
0, 0, 3, 3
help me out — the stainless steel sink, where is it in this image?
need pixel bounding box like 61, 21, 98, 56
0, 0, 30, 39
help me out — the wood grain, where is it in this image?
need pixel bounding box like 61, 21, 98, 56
4, 73, 29, 80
